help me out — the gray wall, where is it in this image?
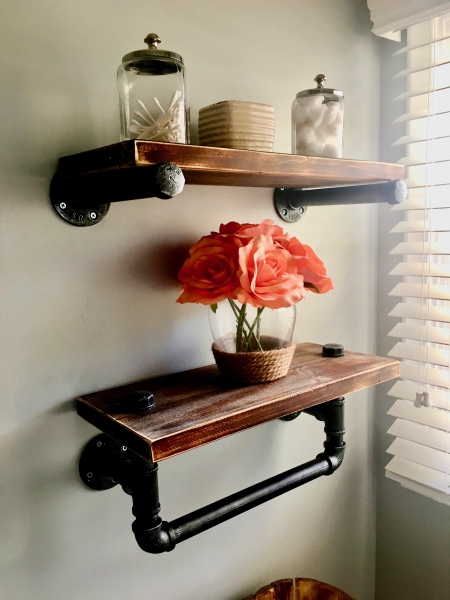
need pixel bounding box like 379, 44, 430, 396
375, 34, 450, 600
0, 2, 381, 599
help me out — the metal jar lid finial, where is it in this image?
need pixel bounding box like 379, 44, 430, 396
314, 74, 326, 89
144, 33, 161, 49
121, 33, 184, 68
296, 73, 343, 99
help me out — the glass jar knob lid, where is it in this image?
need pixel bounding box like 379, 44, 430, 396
144, 33, 161, 49
296, 73, 343, 98
314, 74, 327, 88
121, 32, 184, 73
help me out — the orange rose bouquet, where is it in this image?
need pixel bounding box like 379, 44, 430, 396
177, 220, 332, 358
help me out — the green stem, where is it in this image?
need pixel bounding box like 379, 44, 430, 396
228, 299, 247, 347
236, 303, 247, 352
228, 298, 240, 320
229, 299, 248, 351
228, 299, 264, 352
244, 307, 265, 351
229, 300, 255, 337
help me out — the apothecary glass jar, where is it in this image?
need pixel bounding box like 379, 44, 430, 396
117, 33, 188, 143
292, 74, 344, 158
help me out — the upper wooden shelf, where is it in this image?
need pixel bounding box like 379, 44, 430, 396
77, 342, 399, 463
57, 140, 403, 190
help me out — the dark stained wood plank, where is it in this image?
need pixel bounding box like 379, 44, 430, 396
254, 586, 275, 600
135, 141, 403, 189
77, 343, 399, 463
56, 140, 403, 190
241, 579, 355, 600
271, 579, 295, 600
58, 141, 136, 175
295, 578, 356, 600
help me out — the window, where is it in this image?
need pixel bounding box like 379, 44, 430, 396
386, 14, 450, 504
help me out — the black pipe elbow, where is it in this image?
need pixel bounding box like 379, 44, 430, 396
319, 445, 346, 475
132, 519, 176, 554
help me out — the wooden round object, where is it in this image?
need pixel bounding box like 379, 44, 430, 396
242, 577, 356, 600
212, 342, 295, 383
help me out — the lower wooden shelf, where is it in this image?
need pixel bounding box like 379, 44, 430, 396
77, 342, 399, 462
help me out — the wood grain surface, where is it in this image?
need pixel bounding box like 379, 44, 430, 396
242, 578, 355, 600
76, 343, 399, 463
56, 140, 403, 190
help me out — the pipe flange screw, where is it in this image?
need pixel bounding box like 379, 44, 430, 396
96, 441, 102, 448
86, 472, 93, 479
59, 202, 67, 210
90, 212, 98, 220
121, 446, 127, 452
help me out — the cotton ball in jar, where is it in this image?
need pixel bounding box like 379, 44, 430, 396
305, 140, 324, 157
316, 123, 329, 144
292, 102, 310, 125
296, 124, 316, 148
322, 124, 340, 141
307, 95, 324, 109
307, 104, 326, 129
323, 101, 341, 126
323, 143, 340, 158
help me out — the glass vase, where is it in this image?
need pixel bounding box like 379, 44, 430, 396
208, 301, 297, 383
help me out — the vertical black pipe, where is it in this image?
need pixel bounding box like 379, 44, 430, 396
130, 462, 176, 553
304, 397, 346, 473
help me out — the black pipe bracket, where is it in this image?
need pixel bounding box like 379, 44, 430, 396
78, 397, 346, 554
274, 179, 407, 223
50, 162, 185, 226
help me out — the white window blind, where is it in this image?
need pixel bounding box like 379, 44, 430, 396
367, 0, 450, 40
386, 14, 450, 505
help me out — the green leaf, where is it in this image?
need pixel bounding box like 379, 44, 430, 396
210, 303, 218, 313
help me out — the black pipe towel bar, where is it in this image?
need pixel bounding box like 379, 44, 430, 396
79, 397, 345, 554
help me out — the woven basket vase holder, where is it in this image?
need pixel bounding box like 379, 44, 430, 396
212, 342, 296, 384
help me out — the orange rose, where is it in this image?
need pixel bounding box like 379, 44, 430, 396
176, 235, 240, 305
284, 237, 333, 293
217, 221, 256, 236
219, 219, 289, 246
236, 234, 306, 309
219, 220, 333, 294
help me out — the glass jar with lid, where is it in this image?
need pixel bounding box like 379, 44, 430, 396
117, 33, 188, 143
292, 74, 344, 158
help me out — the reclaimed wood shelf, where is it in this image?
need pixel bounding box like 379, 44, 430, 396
50, 140, 404, 225
77, 342, 399, 463
55, 139, 403, 190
